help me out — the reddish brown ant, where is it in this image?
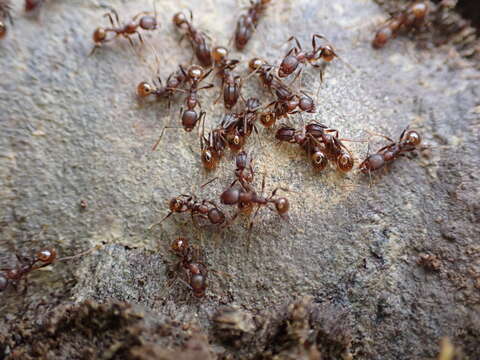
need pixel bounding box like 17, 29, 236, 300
179, 65, 214, 132
278, 34, 337, 81
91, 6, 158, 54
372, 1, 428, 49
169, 237, 207, 298
0, 0, 12, 39
173, 11, 212, 67
0, 246, 101, 293
157, 194, 226, 227
359, 127, 422, 174
275, 123, 355, 172
212, 46, 242, 110
220, 165, 289, 245
234, 0, 271, 50
137, 65, 187, 106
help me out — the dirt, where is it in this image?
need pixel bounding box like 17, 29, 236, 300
0, 0, 479, 359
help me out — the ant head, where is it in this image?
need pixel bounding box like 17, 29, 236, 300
337, 152, 354, 172
171, 237, 189, 255
169, 197, 184, 212
0, 274, 8, 291
0, 22, 7, 39
36, 248, 57, 264
212, 46, 229, 65
404, 130, 421, 147
320, 45, 336, 62
93, 27, 107, 43
190, 274, 206, 297
260, 112, 276, 128
372, 26, 392, 49
137, 82, 154, 97
187, 65, 204, 82
248, 58, 265, 72
139, 15, 157, 30
275, 198, 289, 215
311, 150, 328, 171
172, 12, 188, 27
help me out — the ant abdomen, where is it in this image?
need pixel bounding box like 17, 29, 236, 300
208, 208, 225, 225
311, 150, 328, 171
337, 153, 354, 172
36, 248, 57, 264
221, 188, 240, 205
404, 130, 421, 147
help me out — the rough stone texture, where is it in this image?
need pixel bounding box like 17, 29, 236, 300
0, 0, 479, 359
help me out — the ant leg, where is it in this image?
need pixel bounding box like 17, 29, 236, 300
365, 130, 395, 143
398, 125, 410, 142
103, 12, 116, 27
201, 177, 219, 188
288, 66, 303, 88
136, 32, 144, 45
148, 211, 173, 230
152, 126, 182, 151
312, 33, 328, 51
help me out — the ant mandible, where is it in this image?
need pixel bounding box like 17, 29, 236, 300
234, 0, 271, 50
173, 11, 212, 67
359, 127, 422, 174
278, 34, 337, 82
372, 1, 428, 49
170, 237, 207, 298
91, 6, 158, 54
0, 0, 12, 39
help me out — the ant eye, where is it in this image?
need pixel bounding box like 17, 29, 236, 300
0, 274, 8, 291
234, 136, 240, 145
204, 151, 212, 162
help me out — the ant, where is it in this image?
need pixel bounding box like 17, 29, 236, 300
276, 123, 355, 172
234, 0, 271, 50
372, 1, 428, 49
158, 194, 226, 227
248, 57, 285, 92
137, 65, 187, 106
169, 237, 207, 298
200, 125, 227, 171
179, 65, 214, 132
0, 0, 12, 39
220, 164, 289, 245
278, 34, 337, 82
173, 11, 212, 68
91, 6, 158, 54
359, 127, 421, 174
212, 46, 242, 110
1, 246, 101, 293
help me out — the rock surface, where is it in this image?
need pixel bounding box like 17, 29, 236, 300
0, 0, 479, 359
